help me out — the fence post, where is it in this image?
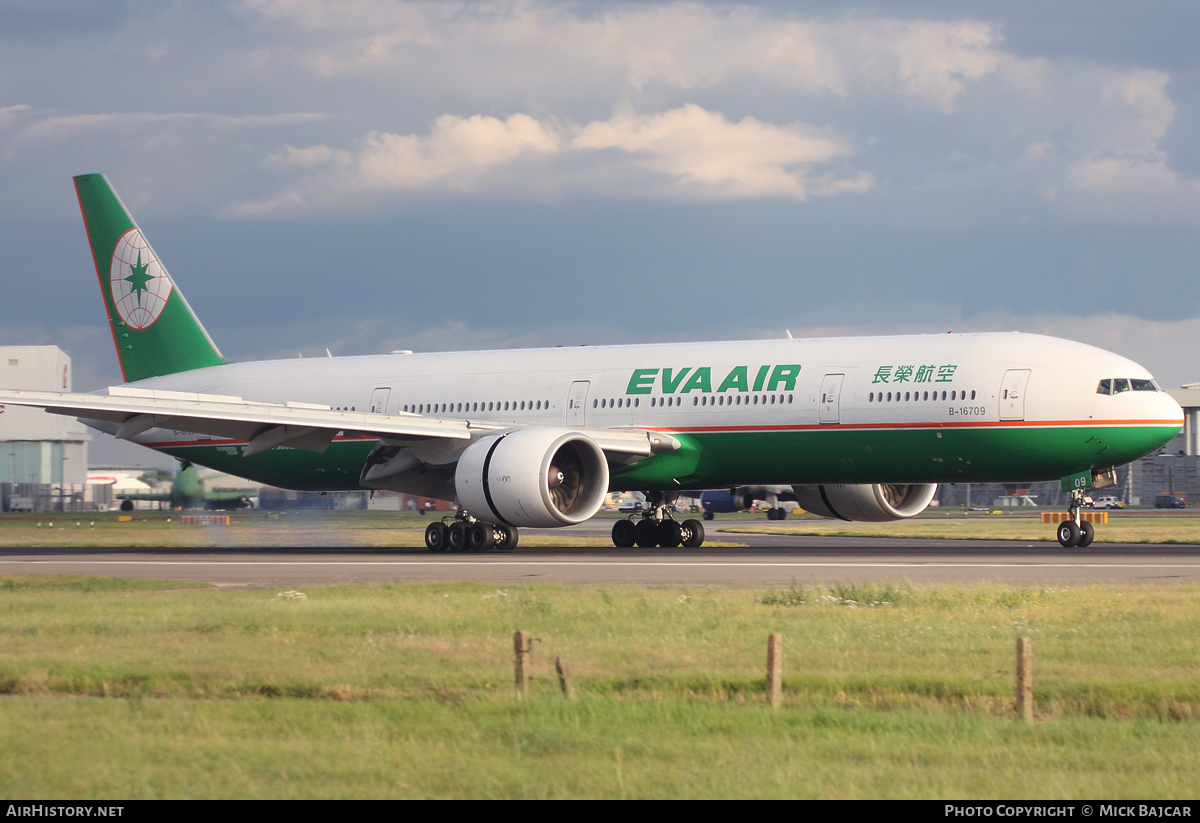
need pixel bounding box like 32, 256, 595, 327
1016, 636, 1033, 722
555, 656, 576, 700
766, 633, 782, 709
514, 630, 532, 697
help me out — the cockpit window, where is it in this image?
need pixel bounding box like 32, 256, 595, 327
1098, 378, 1159, 395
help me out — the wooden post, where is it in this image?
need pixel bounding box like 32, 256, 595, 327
1016, 636, 1033, 722
766, 633, 782, 709
555, 656, 576, 700
514, 630, 532, 697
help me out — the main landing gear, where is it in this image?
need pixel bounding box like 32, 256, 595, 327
1056, 489, 1095, 548
425, 512, 518, 552
611, 491, 706, 549
765, 507, 788, 521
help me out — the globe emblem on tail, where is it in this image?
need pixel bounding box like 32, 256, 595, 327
109, 229, 172, 330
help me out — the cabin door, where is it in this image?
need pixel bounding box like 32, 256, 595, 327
999, 370, 1030, 421
567, 381, 590, 427
369, 387, 391, 414
819, 374, 845, 424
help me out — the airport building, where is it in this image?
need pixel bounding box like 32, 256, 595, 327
0, 347, 90, 486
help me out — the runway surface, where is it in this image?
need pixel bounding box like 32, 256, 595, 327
3, 527, 1199, 586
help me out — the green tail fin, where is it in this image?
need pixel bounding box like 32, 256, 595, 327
74, 173, 228, 383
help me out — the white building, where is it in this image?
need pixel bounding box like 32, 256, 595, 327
0, 346, 90, 485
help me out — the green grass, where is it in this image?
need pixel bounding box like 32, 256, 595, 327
720, 514, 1200, 543
0, 511, 746, 548
3, 698, 1198, 799
1, 574, 1199, 797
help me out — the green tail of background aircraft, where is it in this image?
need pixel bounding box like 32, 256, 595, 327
0, 174, 1184, 550
114, 465, 257, 512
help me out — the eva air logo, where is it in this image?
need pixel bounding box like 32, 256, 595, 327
109, 228, 172, 330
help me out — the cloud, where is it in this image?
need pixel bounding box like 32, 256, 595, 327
574, 104, 869, 199
8, 110, 331, 148
243, 0, 1006, 110
1035, 69, 1200, 223
358, 113, 561, 189
227, 104, 870, 213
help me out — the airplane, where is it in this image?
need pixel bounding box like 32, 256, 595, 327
112, 464, 257, 511
0, 174, 1184, 551
699, 486, 796, 520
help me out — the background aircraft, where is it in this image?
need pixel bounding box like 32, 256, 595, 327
699, 487, 798, 520
114, 464, 257, 511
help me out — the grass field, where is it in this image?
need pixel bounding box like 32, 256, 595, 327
0, 511, 754, 548
722, 513, 1200, 543
1, 509, 1197, 547
1, 574, 1198, 798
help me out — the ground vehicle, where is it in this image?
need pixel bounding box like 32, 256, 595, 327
1092, 495, 1124, 509
1155, 494, 1187, 509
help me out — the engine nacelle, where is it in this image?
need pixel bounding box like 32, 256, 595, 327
455, 428, 610, 528
792, 483, 937, 522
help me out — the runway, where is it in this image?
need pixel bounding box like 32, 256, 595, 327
3, 533, 1199, 586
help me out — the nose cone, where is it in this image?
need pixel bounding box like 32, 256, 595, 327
1145, 392, 1185, 453
1148, 391, 1185, 429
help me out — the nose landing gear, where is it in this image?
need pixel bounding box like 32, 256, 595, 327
1056, 489, 1096, 548
611, 491, 706, 548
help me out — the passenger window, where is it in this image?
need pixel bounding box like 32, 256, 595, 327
1114, 379, 1131, 393
970, 390, 976, 400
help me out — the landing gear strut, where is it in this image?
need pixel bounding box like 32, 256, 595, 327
425, 512, 518, 552
1056, 489, 1095, 548
611, 492, 705, 549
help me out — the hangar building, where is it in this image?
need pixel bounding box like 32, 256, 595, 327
0, 346, 90, 485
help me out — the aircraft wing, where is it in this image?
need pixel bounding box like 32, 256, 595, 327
0, 387, 667, 459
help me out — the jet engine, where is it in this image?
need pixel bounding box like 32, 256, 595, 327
455, 428, 610, 528
792, 483, 937, 522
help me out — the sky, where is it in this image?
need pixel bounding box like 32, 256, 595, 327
1, 0, 1199, 466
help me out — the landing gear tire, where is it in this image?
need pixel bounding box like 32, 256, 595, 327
634, 519, 658, 548
702, 511, 714, 521
494, 524, 519, 551
1057, 520, 1081, 548
766, 507, 778, 520
1077, 519, 1095, 548
681, 519, 705, 548
776, 507, 787, 520
424, 522, 448, 551
447, 521, 468, 551
657, 520, 682, 548
612, 519, 636, 548
467, 522, 495, 551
